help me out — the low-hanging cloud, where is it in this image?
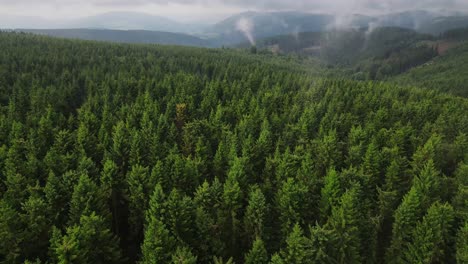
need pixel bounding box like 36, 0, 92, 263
2, 0, 468, 12
236, 17, 256, 45
1, 0, 468, 22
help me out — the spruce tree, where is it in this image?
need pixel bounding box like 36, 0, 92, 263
319, 167, 341, 223
141, 184, 175, 264
403, 202, 455, 263
245, 237, 268, 264
0, 200, 20, 263
325, 187, 362, 264
20, 191, 51, 261
68, 173, 109, 225
127, 164, 152, 246
386, 160, 440, 263
277, 178, 308, 237
222, 170, 243, 258
244, 187, 267, 243
171, 247, 197, 264
456, 221, 468, 264
52, 213, 122, 264
280, 223, 310, 264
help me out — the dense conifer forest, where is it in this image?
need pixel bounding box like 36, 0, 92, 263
0, 32, 467, 263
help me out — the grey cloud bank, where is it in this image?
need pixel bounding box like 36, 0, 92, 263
1, 0, 468, 23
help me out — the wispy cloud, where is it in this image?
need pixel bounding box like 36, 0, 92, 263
236, 17, 256, 45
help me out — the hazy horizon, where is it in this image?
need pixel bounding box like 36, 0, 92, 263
1, 0, 468, 25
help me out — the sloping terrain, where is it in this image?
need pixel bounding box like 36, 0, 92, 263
418, 15, 468, 35
247, 26, 468, 98
17, 28, 212, 47
249, 27, 436, 65
67, 12, 204, 33
392, 41, 468, 97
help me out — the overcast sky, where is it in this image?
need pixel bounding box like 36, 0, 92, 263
1, 0, 468, 22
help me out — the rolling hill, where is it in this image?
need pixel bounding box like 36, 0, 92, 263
67, 12, 207, 34
17, 28, 212, 47
0, 12, 207, 34
418, 15, 468, 35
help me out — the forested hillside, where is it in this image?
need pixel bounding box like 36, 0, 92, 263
249, 26, 468, 97
206, 11, 334, 46
418, 15, 468, 35
250, 27, 439, 75
392, 41, 468, 97
17, 29, 211, 47
0, 32, 467, 264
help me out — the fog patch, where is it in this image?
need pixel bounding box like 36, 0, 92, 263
236, 17, 255, 45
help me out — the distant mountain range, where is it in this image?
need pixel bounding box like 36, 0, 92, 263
3, 10, 468, 47
0, 12, 207, 34
68, 12, 207, 34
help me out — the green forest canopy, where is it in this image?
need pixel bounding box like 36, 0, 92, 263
0, 32, 467, 264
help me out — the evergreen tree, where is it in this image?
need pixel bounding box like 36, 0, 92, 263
20, 191, 51, 261
145, 183, 166, 224
308, 224, 337, 264
319, 167, 341, 223
100, 159, 125, 237
453, 163, 468, 221
362, 140, 382, 199
0, 200, 21, 263
456, 221, 468, 264
315, 129, 341, 175
222, 169, 243, 258
68, 173, 109, 225
165, 189, 195, 245
244, 187, 267, 243
3, 171, 29, 210
411, 135, 441, 175
212, 256, 235, 264
269, 253, 285, 264
141, 184, 175, 264
127, 164, 152, 247
44, 171, 68, 226
277, 178, 308, 236
213, 141, 228, 178
245, 237, 268, 264
386, 160, 440, 263
325, 187, 362, 264
111, 121, 129, 177
51, 213, 122, 264
280, 223, 311, 264
402, 202, 455, 264
43, 129, 77, 176
171, 247, 197, 264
